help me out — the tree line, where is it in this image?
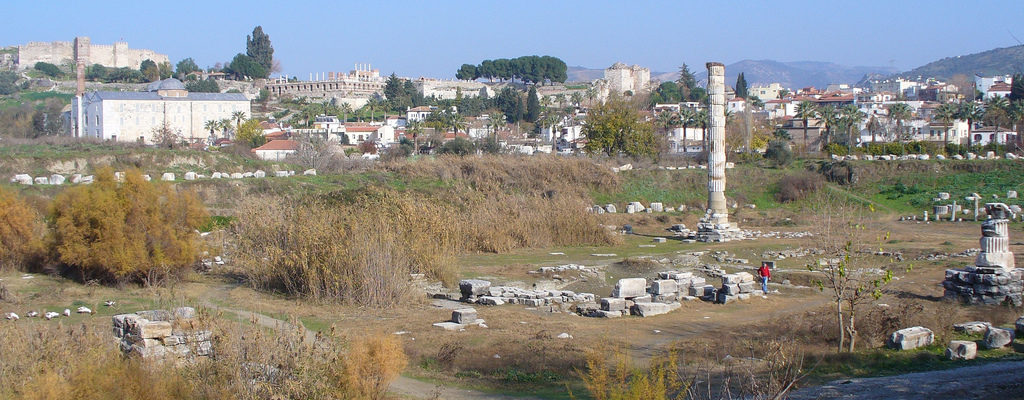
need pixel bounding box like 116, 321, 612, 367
456, 56, 567, 84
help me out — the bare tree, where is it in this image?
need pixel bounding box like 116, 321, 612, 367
151, 123, 182, 148
807, 194, 904, 352
289, 134, 338, 171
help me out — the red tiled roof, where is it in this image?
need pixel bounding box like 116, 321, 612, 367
989, 82, 1011, 91
346, 126, 379, 132
253, 140, 298, 151
408, 106, 432, 112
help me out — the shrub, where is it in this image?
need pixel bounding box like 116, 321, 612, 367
0, 187, 44, 270
233, 191, 459, 306
33, 62, 62, 78
437, 137, 475, 155
823, 142, 848, 156
883, 142, 906, 156
342, 335, 408, 399
50, 168, 207, 283
764, 140, 794, 167
776, 171, 825, 202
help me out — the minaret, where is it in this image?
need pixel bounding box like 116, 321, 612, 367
697, 62, 739, 242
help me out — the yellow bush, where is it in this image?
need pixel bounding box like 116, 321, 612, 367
0, 186, 44, 270
50, 167, 207, 283
341, 334, 408, 400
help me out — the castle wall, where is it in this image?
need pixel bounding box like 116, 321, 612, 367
17, 37, 168, 70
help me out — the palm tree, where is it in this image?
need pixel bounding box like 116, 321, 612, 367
888, 102, 912, 143
231, 111, 247, 132
984, 96, 1010, 130
449, 112, 466, 136
570, 92, 583, 108
816, 105, 837, 150
584, 86, 598, 107
957, 102, 983, 148
840, 104, 865, 153
204, 120, 218, 136
218, 118, 233, 138
407, 120, 423, 154
866, 115, 882, 144
695, 108, 709, 154
796, 101, 817, 151
339, 103, 353, 123
936, 103, 958, 147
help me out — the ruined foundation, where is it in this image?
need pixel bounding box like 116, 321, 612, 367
943, 203, 1023, 306
696, 62, 741, 242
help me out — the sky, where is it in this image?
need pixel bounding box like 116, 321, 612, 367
3, 0, 1023, 80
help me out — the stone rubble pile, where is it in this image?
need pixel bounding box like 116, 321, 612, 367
715, 272, 765, 304
529, 264, 600, 276
455, 279, 596, 310
832, 152, 1018, 162
113, 307, 212, 360
917, 248, 980, 261
761, 247, 824, 260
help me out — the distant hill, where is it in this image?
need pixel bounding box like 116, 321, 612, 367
897, 45, 1024, 79
568, 61, 896, 90
695, 60, 897, 90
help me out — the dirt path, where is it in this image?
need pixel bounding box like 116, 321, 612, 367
788, 361, 1024, 399
197, 286, 540, 400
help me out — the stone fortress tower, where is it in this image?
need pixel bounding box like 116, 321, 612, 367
943, 203, 1023, 306
696, 62, 741, 242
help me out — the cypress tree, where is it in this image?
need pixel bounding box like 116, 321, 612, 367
735, 72, 748, 99
525, 86, 540, 123
246, 26, 274, 74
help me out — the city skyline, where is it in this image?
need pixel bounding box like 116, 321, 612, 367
3, 0, 1023, 80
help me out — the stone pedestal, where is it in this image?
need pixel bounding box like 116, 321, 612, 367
942, 203, 1022, 306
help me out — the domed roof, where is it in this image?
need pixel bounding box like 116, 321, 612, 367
147, 78, 186, 92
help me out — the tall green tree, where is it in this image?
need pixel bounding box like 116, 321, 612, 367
140, 59, 159, 82
175, 58, 200, 77
246, 26, 274, 74
582, 97, 657, 159
839, 104, 865, 152
734, 72, 748, 99
456, 64, 478, 80
226, 53, 267, 80
525, 86, 541, 123
676, 63, 697, 101
817, 106, 838, 149
1010, 73, 1024, 102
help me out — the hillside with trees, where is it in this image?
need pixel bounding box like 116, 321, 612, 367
897, 44, 1024, 79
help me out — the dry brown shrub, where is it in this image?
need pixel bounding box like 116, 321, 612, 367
0, 312, 410, 400
342, 334, 408, 399
0, 186, 45, 271
49, 167, 207, 284
233, 190, 459, 306
775, 171, 824, 203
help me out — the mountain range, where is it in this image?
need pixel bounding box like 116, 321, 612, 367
568, 44, 1024, 90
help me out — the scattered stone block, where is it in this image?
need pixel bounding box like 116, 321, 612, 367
888, 326, 934, 350
478, 296, 505, 306
945, 340, 977, 360
650, 280, 678, 295
591, 310, 622, 318
432, 322, 463, 331
34, 176, 49, 185
689, 285, 714, 297
230, 172, 244, 179
133, 320, 172, 339
254, 170, 266, 178
653, 237, 667, 243
983, 326, 1015, 349
612, 278, 647, 298
452, 308, 478, 324
649, 202, 664, 212
50, 174, 65, 185
738, 282, 757, 293
184, 172, 197, 181
631, 302, 680, 317
737, 293, 751, 301
716, 292, 737, 304
604, 204, 617, 213
632, 294, 652, 303
459, 279, 491, 298
303, 169, 317, 176
160, 173, 175, 181
953, 321, 991, 335
721, 284, 741, 296
601, 297, 626, 312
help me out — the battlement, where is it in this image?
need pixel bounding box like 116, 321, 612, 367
15, 36, 168, 70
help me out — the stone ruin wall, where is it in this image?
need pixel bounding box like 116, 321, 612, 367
16, 37, 168, 70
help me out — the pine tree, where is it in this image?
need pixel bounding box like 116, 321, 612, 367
676, 63, 697, 101
735, 73, 748, 99
1010, 73, 1024, 102
246, 26, 274, 74
525, 86, 540, 123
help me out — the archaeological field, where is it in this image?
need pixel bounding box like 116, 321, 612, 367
2, 143, 1024, 399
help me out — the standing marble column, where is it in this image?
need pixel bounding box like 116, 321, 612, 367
697, 62, 740, 242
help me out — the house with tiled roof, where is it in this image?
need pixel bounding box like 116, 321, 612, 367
252, 139, 298, 160
987, 82, 1011, 99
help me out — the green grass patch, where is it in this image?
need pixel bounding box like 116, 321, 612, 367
199, 215, 235, 232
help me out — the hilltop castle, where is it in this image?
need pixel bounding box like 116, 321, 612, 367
15, 36, 168, 70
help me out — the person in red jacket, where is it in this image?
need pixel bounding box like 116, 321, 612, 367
758, 261, 771, 293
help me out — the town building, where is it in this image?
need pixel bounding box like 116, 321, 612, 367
748, 83, 785, 100
406, 106, 435, 122
975, 74, 1013, 99
252, 139, 298, 161
69, 78, 251, 144
987, 82, 1012, 99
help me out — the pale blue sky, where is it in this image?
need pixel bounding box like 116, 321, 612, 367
3, 0, 1022, 78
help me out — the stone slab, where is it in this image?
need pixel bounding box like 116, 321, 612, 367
612, 278, 647, 298
888, 326, 934, 350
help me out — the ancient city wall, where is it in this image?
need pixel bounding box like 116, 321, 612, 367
16, 37, 168, 70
